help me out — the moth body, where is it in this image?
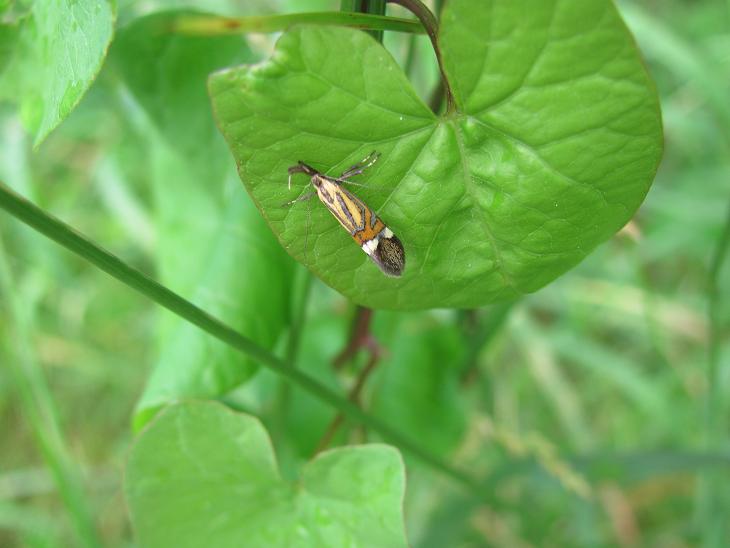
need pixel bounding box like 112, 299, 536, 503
287, 153, 405, 277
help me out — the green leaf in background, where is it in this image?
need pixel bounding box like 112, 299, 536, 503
111, 12, 295, 429
132, 188, 295, 429
0, 21, 16, 75
278, 313, 344, 459
272, 311, 469, 467
126, 401, 408, 548
209, 0, 662, 309
0, 0, 115, 146
370, 313, 467, 456
112, 11, 250, 186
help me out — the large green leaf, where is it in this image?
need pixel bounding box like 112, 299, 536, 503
111, 12, 295, 428
209, 0, 662, 309
126, 401, 408, 548
0, 22, 16, 75
0, 0, 115, 146
132, 181, 295, 429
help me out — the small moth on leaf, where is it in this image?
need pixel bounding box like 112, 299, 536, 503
287, 151, 405, 277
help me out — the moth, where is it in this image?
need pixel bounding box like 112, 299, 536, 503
286, 151, 405, 277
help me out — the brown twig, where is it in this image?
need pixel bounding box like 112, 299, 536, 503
315, 307, 384, 453
332, 307, 379, 368
315, 351, 381, 453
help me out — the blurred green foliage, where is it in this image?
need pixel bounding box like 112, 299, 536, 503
0, 0, 729, 546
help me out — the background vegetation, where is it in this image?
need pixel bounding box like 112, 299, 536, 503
0, 0, 728, 546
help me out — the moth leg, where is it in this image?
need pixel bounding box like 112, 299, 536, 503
339, 150, 381, 179
304, 190, 312, 265
281, 191, 315, 207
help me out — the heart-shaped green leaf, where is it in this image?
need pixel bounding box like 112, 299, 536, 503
209, 0, 662, 309
126, 401, 408, 548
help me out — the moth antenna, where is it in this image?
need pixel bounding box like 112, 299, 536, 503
366, 150, 381, 167
339, 150, 382, 179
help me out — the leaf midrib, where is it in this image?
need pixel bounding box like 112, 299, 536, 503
449, 117, 519, 294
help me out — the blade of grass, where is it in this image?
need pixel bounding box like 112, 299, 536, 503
0, 236, 101, 548
620, 4, 730, 131
706, 199, 730, 438
482, 450, 730, 492
0, 181, 478, 494
699, 197, 730, 547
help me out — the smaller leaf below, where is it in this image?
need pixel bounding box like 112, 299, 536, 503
125, 401, 408, 548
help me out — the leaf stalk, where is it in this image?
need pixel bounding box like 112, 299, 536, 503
171, 12, 424, 36
387, 0, 456, 114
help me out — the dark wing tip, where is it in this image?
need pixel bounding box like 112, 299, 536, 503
371, 235, 405, 277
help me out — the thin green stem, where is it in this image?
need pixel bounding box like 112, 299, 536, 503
341, 0, 387, 42
0, 182, 477, 494
699, 196, 730, 546
0, 237, 100, 547
403, 33, 418, 77
457, 302, 514, 383
172, 11, 423, 36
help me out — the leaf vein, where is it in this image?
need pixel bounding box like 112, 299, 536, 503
450, 120, 520, 293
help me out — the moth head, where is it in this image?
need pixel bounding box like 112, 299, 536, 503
287, 162, 319, 189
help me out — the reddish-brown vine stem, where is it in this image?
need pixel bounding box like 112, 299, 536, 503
332, 307, 380, 369
316, 307, 384, 453
387, 0, 456, 114
315, 352, 381, 453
